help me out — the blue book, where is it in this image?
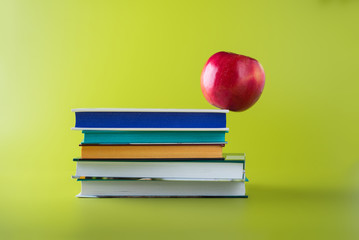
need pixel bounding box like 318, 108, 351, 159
81, 130, 227, 144
72, 108, 228, 130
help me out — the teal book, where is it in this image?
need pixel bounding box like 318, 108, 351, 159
82, 130, 227, 144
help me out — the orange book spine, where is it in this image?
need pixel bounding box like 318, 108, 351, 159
81, 145, 223, 159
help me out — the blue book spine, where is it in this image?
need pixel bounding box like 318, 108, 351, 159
82, 131, 227, 144
75, 112, 226, 128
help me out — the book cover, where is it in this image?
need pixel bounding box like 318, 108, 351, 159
76, 179, 247, 198
72, 108, 228, 129
82, 130, 227, 144
80, 144, 224, 159
72, 158, 245, 179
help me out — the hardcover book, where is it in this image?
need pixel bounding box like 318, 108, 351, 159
77, 179, 247, 198
81, 130, 227, 144
72, 108, 228, 130
73, 154, 245, 180
80, 144, 224, 159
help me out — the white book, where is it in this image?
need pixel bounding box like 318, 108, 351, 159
73, 160, 245, 180
77, 180, 247, 198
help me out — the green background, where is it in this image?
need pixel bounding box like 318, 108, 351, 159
1, 0, 358, 239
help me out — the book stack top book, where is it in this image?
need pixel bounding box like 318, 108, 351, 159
72, 108, 229, 131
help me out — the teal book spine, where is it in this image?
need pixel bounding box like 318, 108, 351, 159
82, 130, 227, 144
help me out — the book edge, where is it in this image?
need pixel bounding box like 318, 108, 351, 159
76, 194, 248, 198
72, 127, 229, 131
72, 108, 229, 113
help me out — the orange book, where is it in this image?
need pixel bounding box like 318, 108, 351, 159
81, 144, 224, 159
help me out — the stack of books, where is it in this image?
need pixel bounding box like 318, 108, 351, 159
72, 108, 248, 198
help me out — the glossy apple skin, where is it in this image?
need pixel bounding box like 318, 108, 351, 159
201, 52, 265, 112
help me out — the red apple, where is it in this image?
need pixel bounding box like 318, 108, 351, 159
201, 51, 265, 112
